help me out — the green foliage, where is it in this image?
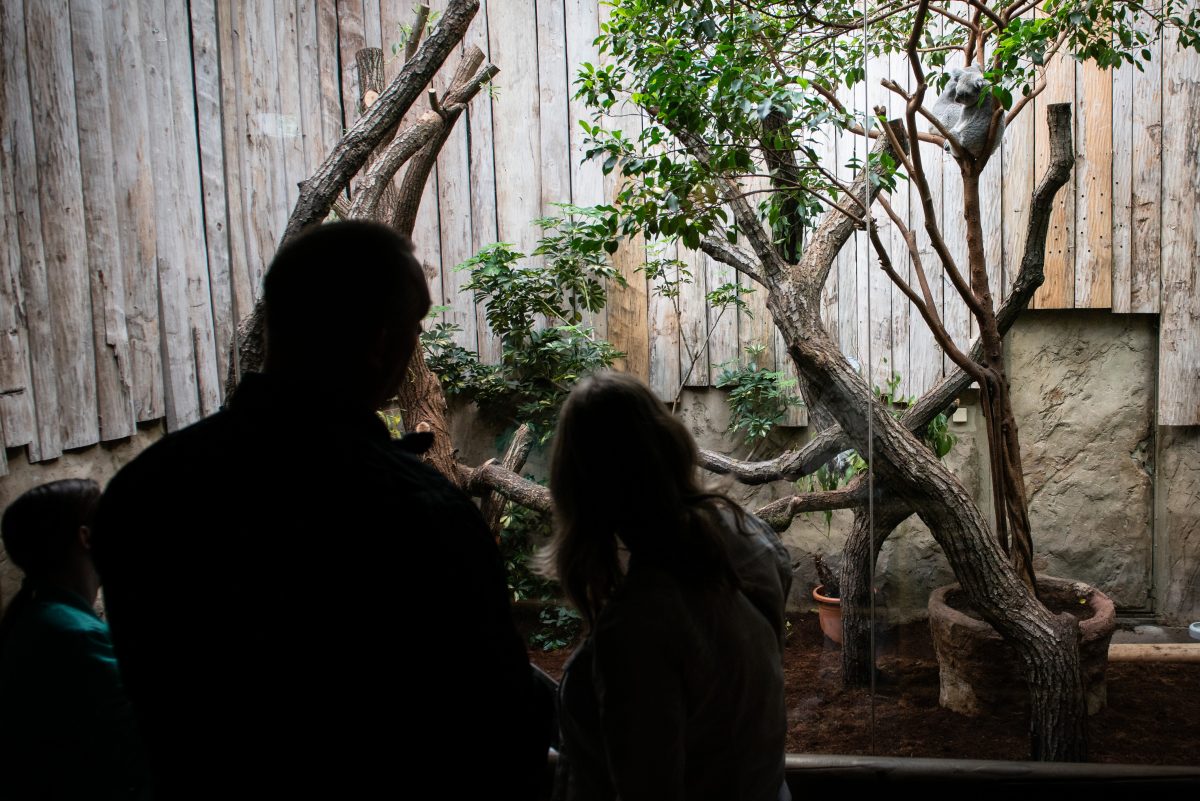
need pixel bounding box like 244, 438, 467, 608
530, 605, 583, 652
422, 207, 625, 439
498, 499, 581, 652
715, 344, 804, 444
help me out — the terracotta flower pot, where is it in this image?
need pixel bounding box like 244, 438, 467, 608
812, 585, 842, 645
928, 575, 1116, 716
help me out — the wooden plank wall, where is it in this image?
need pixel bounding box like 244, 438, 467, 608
4, 2, 1200, 476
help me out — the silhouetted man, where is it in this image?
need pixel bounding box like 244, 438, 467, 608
94, 222, 551, 798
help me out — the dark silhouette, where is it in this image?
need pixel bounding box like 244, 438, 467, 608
93, 222, 551, 798
0, 479, 150, 800
542, 372, 792, 801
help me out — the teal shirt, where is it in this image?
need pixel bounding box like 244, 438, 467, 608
0, 585, 149, 800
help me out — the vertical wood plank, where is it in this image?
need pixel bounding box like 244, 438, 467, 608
1, 0, 60, 460
705, 245, 739, 374
26, 0, 99, 449
864, 56, 892, 392
647, 240, 681, 401
337, 0, 366, 133
811, 117, 839, 346
316, 0, 345, 171
1001, 33, 1036, 302
738, 176, 775, 371
165, 0, 222, 417
275, 0, 308, 215
1157, 29, 1200, 425
980, 73, 1004, 313
565, 0, 607, 342
436, 38, 479, 351
191, 0, 236, 396
834, 81, 859, 370
1032, 46, 1075, 308
909, 111, 944, 396
677, 244, 709, 387
1074, 58, 1112, 308
940, 47, 971, 372
140, 0, 201, 429
70, 0, 135, 440
1110, 37, 1134, 313
362, 0, 382, 49
1130, 4, 1162, 314
106, 0, 164, 421
488, 0, 542, 258
216, 0, 254, 325
466, 0, 501, 362
296, 0, 328, 178
0, 0, 38, 449
537, 0, 571, 215
886, 49, 911, 399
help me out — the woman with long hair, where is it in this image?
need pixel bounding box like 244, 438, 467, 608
0, 479, 149, 800
543, 372, 792, 801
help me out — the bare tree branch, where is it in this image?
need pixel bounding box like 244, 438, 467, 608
699, 236, 765, 286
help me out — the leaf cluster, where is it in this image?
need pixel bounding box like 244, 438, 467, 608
715, 344, 804, 443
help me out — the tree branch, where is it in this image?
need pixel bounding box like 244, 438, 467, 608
699, 236, 765, 286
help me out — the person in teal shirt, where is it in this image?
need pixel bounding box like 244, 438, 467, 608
0, 479, 149, 800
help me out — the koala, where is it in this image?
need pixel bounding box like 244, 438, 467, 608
930, 66, 1006, 159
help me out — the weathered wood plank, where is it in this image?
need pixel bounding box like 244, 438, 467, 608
909, 83, 944, 397
436, 38, 479, 352
27, 0, 99, 449
0, 132, 35, 449
1032, 47, 1075, 309
1, 0, 59, 461
886, 48, 911, 399
363, 0, 382, 49
316, 0, 344, 173
1131, 5, 1162, 314
647, 239, 681, 401
276, 0, 308, 215
980, 71, 1004, 315
537, 0, 571, 216
140, 0, 201, 429
1074, 58, 1112, 308
216, 0, 255, 328
106, 0, 164, 422
70, 0, 135, 440
1157, 29, 1200, 425
739, 174, 775, 371
488, 0, 542, 258
834, 80, 859, 370
677, 244, 709, 387
465, 0, 501, 362
940, 48, 971, 370
0, 0, 38, 449
165, 0, 222, 418
864, 56, 892, 391
1110, 38, 1134, 313
191, 0, 236, 397
565, 0, 607, 342
296, 0, 327, 178
337, 0, 367, 133
705, 243, 739, 374
1001, 34, 1036, 303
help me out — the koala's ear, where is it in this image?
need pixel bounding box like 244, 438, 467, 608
949, 67, 964, 81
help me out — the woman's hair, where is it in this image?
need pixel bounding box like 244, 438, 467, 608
541, 372, 741, 626
0, 479, 101, 646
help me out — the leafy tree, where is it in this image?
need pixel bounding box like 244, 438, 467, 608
566, 0, 1200, 761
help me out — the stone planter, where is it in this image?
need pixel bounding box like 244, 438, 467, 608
928, 575, 1116, 716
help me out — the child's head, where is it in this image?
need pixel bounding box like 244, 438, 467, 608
2, 479, 101, 582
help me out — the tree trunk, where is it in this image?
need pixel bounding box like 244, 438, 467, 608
840, 500, 910, 686
395, 347, 462, 487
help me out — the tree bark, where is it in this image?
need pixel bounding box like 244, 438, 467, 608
840, 500, 911, 686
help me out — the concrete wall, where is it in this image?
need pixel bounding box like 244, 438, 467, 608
0, 424, 164, 609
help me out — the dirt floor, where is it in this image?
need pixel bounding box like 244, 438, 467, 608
528, 611, 1200, 766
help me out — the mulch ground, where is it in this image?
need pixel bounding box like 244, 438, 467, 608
529, 612, 1200, 766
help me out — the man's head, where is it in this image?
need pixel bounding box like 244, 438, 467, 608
262, 221, 432, 408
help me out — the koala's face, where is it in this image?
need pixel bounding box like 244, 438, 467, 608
952, 67, 988, 106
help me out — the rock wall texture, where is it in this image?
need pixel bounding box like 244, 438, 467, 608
1159, 426, 1200, 624
1006, 311, 1157, 609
